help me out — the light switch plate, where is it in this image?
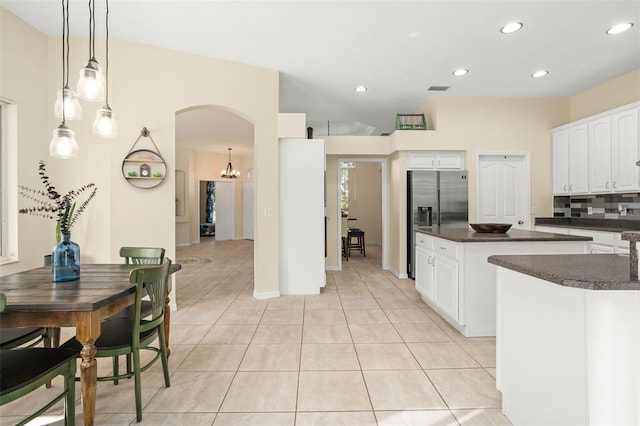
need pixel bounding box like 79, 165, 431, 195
587, 207, 593, 215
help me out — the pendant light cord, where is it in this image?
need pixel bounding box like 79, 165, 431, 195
105, 0, 109, 105
88, 0, 94, 60
60, 0, 67, 124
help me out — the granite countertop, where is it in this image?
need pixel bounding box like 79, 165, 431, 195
488, 254, 640, 290
415, 226, 592, 243
535, 217, 640, 232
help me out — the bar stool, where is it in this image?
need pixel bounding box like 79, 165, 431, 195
341, 237, 349, 261
347, 228, 366, 257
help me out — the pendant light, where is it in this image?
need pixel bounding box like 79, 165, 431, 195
54, 0, 81, 120
50, 0, 79, 159
93, 0, 117, 137
220, 148, 240, 178
77, 0, 105, 102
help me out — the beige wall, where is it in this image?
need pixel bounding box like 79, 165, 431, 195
1, 8, 54, 274
2, 9, 280, 299
570, 69, 640, 121
347, 163, 382, 244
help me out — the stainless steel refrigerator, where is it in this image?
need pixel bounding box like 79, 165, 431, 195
407, 170, 468, 279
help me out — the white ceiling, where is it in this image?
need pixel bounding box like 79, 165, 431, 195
2, 0, 639, 144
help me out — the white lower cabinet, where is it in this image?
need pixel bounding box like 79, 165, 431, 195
432, 255, 458, 320
535, 225, 629, 254
415, 231, 588, 337
415, 245, 433, 299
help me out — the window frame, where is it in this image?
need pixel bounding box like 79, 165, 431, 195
0, 97, 19, 265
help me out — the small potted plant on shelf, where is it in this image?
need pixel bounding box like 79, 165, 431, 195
18, 161, 97, 281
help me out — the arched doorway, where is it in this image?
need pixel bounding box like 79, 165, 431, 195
174, 106, 255, 253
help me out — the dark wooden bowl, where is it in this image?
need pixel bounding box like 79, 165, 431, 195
470, 223, 512, 233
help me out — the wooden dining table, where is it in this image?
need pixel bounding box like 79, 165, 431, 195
0, 263, 181, 426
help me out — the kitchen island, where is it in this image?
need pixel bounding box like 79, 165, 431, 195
414, 227, 590, 337
488, 254, 640, 426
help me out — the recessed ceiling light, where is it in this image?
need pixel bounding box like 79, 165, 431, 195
500, 22, 523, 34
453, 68, 469, 76
531, 70, 549, 78
354, 86, 367, 93
606, 22, 633, 35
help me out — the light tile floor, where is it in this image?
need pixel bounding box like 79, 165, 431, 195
0, 239, 512, 425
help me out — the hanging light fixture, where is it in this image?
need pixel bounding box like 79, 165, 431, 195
54, 0, 81, 120
93, 0, 117, 137
50, 0, 79, 159
220, 148, 240, 178
77, 0, 105, 101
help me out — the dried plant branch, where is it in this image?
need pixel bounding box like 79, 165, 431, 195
18, 161, 98, 241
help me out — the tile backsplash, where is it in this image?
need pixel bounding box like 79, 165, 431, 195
554, 193, 640, 220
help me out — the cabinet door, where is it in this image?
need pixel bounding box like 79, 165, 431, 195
612, 108, 639, 192
588, 117, 612, 193
433, 255, 458, 321
415, 246, 434, 300
435, 152, 463, 170
569, 124, 589, 194
589, 244, 615, 254
553, 130, 569, 195
407, 152, 436, 170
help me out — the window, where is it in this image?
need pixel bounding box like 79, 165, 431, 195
340, 161, 355, 217
0, 98, 18, 264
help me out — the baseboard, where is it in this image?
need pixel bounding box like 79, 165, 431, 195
388, 267, 408, 279
325, 265, 339, 271
253, 290, 280, 300
176, 242, 191, 247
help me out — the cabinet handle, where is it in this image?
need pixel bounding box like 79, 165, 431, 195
606, 181, 610, 189
564, 184, 568, 192
569, 184, 573, 191
439, 246, 447, 251
427, 256, 432, 265
613, 181, 617, 189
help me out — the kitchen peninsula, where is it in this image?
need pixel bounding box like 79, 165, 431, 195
414, 227, 590, 337
488, 253, 640, 426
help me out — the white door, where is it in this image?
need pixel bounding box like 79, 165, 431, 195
243, 180, 254, 240
477, 154, 529, 230
214, 180, 234, 241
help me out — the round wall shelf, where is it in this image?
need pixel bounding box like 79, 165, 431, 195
122, 128, 167, 189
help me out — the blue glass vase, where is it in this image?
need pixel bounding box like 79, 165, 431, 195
52, 232, 80, 282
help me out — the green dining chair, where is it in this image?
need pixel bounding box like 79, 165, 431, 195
120, 246, 165, 265
0, 293, 79, 426
61, 259, 172, 422
114, 246, 165, 319
112, 246, 166, 379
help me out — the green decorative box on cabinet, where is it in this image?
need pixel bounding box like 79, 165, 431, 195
396, 113, 427, 130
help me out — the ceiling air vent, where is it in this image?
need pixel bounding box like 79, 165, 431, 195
428, 86, 450, 91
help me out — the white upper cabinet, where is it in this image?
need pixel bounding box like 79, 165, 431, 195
588, 117, 612, 193
553, 102, 639, 196
407, 151, 464, 170
552, 124, 588, 195
611, 108, 639, 192
588, 107, 639, 193
553, 130, 569, 194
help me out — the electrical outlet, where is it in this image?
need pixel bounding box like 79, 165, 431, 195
587, 207, 593, 215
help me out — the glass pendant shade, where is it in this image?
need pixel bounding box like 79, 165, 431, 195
93, 105, 118, 138
49, 124, 79, 159
77, 60, 106, 101
54, 86, 82, 120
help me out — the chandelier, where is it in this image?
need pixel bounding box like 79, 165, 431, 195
220, 148, 240, 179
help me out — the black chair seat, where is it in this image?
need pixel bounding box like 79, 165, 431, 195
0, 328, 47, 348
110, 300, 153, 319
0, 348, 79, 395
61, 318, 157, 351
